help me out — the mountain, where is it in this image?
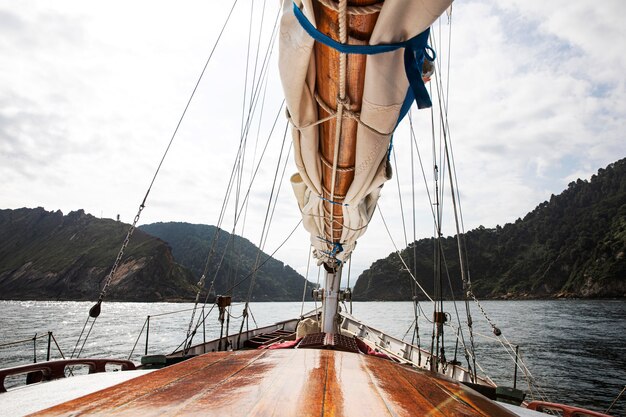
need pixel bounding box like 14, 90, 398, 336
0, 209, 315, 302
138, 222, 315, 301
354, 158, 626, 300
0, 208, 197, 301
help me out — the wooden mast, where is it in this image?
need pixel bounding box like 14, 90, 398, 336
311, 0, 382, 332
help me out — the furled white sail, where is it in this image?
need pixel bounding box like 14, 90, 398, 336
280, 0, 452, 264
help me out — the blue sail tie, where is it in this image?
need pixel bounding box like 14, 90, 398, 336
292, 2, 434, 127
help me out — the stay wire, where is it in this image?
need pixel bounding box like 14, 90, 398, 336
376, 204, 434, 303
300, 245, 313, 316
244, 121, 290, 304
430, 25, 478, 378
392, 148, 409, 248
197, 2, 281, 289
87, 0, 238, 354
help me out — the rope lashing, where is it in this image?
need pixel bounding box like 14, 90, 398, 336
314, 92, 393, 137
292, 2, 435, 126
319, 194, 349, 206
317, 0, 383, 16
317, 236, 344, 257
320, 152, 354, 173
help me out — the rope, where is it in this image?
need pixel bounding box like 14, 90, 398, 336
320, 152, 354, 172
70, 0, 242, 358
225, 219, 302, 295
392, 149, 409, 248
606, 385, 626, 414
300, 245, 313, 316
325, 0, 349, 254
315, 92, 393, 137
346, 255, 353, 314
377, 204, 435, 303
127, 317, 148, 360
317, 0, 383, 15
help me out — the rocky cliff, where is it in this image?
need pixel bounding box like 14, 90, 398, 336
0, 208, 197, 301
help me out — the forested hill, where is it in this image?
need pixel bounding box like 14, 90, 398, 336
139, 222, 315, 301
353, 158, 626, 300
0, 208, 198, 301
0, 209, 314, 302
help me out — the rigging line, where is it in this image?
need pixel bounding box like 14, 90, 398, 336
234, 0, 256, 224
238, 9, 281, 244
250, 0, 268, 105
315, 265, 321, 324
231, 101, 286, 230
431, 60, 475, 353
409, 116, 438, 226
493, 336, 548, 402
441, 110, 478, 376
346, 255, 353, 314
75, 317, 98, 359
181, 304, 217, 355
140, 0, 241, 210
376, 204, 435, 303
441, 321, 475, 367
196, 99, 285, 309
499, 333, 549, 398
300, 245, 313, 317
437, 238, 473, 376
445, 8, 453, 114
301, 212, 373, 232
262, 140, 293, 251
606, 385, 626, 414
432, 37, 468, 277
127, 317, 148, 360
241, 54, 271, 237
69, 316, 93, 359
236, 5, 281, 165
239, 0, 255, 140
392, 148, 409, 248
214, 4, 281, 236
212, 3, 282, 235
401, 317, 417, 341
223, 219, 303, 296
235, 0, 278, 239
441, 322, 494, 385
245, 120, 289, 303
235, 129, 290, 332
0, 335, 48, 348
410, 111, 418, 301
190, 5, 282, 312
327, 0, 349, 250
430, 19, 478, 378
243, 0, 280, 145
234, 0, 272, 297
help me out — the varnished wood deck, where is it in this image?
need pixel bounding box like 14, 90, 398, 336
31, 349, 517, 416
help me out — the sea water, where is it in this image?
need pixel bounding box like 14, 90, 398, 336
0, 300, 624, 415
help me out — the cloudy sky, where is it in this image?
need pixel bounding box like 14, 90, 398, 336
1, 0, 624, 286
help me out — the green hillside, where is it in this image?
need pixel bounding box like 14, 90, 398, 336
0, 208, 197, 301
354, 159, 626, 300
139, 222, 315, 301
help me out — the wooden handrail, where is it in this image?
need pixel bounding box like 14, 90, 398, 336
0, 358, 136, 393
526, 401, 612, 417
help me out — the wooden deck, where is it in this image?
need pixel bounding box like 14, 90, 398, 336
31, 349, 517, 416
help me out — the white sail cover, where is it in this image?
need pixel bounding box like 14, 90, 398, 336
280, 0, 452, 264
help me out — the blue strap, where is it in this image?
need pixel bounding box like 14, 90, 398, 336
317, 236, 344, 258
292, 2, 433, 122
319, 195, 349, 207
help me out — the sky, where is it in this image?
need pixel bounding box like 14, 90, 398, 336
1, 0, 624, 287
